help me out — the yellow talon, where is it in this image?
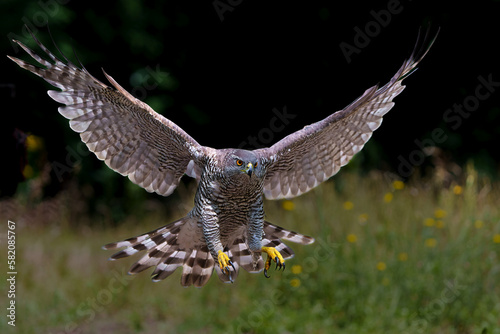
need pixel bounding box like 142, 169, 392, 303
261, 246, 285, 278
218, 250, 236, 282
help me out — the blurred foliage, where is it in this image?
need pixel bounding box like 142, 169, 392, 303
2, 169, 499, 333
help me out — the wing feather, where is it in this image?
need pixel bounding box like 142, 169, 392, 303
257, 27, 439, 199
8, 27, 213, 196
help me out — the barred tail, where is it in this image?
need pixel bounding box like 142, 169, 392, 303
103, 218, 314, 287
103, 216, 215, 288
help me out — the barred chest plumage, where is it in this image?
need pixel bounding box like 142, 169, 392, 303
196, 164, 265, 219
189, 149, 266, 253
193, 149, 265, 214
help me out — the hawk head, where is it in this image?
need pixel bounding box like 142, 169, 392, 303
224, 149, 263, 179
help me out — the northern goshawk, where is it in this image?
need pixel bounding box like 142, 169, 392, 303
9, 27, 437, 287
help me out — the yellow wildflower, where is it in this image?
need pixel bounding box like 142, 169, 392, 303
474, 220, 484, 229
425, 238, 437, 248
436, 220, 445, 229
290, 278, 301, 287
383, 192, 393, 203
26, 134, 43, 152
493, 234, 500, 244
358, 213, 369, 223
434, 209, 447, 219
398, 252, 408, 261
376, 262, 387, 271
392, 180, 405, 190
282, 200, 295, 211
291, 265, 302, 274
346, 234, 357, 243
453, 185, 463, 195
22, 165, 34, 179
424, 218, 435, 227
343, 201, 354, 210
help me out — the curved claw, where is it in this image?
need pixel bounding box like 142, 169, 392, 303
261, 246, 285, 278
275, 258, 286, 271
264, 269, 270, 278
225, 260, 236, 283
218, 250, 235, 283
227, 270, 233, 283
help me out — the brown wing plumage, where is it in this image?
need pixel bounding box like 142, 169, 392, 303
8, 29, 212, 196
256, 28, 439, 199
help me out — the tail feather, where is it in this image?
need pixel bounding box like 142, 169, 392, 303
181, 248, 215, 287
103, 217, 314, 287
228, 237, 264, 274
263, 222, 315, 245
151, 250, 188, 282
103, 220, 182, 260
104, 217, 215, 287
261, 221, 315, 265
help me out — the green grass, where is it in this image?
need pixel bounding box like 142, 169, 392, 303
1, 168, 500, 333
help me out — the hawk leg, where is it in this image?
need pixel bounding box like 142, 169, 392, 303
217, 250, 236, 283
261, 246, 285, 278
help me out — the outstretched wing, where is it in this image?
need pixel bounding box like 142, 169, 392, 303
256, 28, 439, 199
8, 28, 214, 196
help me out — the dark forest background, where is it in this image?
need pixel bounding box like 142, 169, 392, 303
1, 1, 499, 217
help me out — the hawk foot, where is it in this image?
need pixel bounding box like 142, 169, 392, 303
261, 246, 285, 278
218, 250, 236, 283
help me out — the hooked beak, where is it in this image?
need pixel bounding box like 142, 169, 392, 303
245, 162, 254, 177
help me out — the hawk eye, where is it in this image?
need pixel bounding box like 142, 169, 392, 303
254, 161, 258, 168
236, 159, 243, 166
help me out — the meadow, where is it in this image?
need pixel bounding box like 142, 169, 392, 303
1, 166, 499, 334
